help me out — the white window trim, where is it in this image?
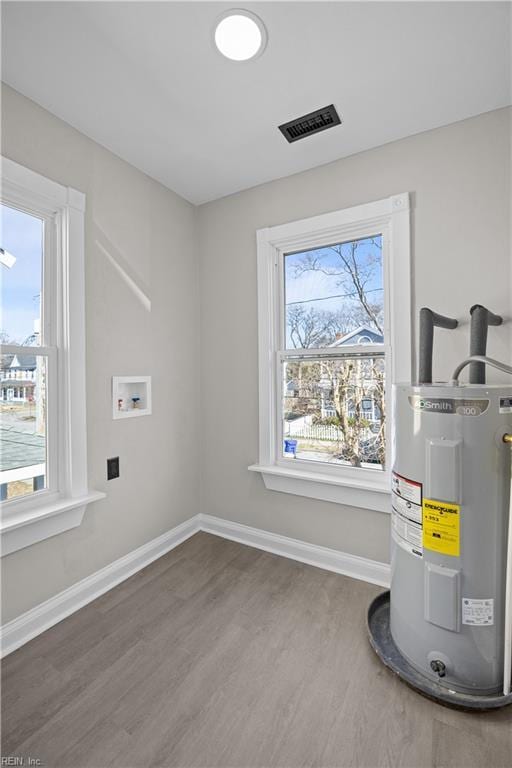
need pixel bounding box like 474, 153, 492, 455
1, 157, 105, 555
249, 193, 412, 513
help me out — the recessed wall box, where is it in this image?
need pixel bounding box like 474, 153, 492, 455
112, 376, 152, 419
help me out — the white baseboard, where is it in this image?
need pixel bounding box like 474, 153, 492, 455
1, 512, 389, 657
0, 515, 200, 657
199, 513, 390, 589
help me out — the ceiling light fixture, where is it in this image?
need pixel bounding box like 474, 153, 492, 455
214, 10, 267, 61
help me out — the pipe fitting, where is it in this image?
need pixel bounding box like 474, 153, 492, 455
469, 305, 503, 384
418, 308, 458, 385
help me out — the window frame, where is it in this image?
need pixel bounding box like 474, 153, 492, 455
249, 194, 411, 513
1, 157, 105, 555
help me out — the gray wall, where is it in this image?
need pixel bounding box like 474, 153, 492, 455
197, 108, 511, 564
1, 83, 510, 624
1, 84, 200, 623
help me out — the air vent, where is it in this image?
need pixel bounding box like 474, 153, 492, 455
278, 104, 341, 143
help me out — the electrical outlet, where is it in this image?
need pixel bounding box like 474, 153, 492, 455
107, 456, 120, 480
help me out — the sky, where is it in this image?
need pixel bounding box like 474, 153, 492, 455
284, 235, 383, 346
1, 203, 43, 344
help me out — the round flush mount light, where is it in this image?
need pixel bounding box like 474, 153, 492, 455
214, 9, 267, 61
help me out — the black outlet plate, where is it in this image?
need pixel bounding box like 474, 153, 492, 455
107, 456, 120, 480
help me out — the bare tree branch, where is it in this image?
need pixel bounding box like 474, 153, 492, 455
292, 239, 383, 334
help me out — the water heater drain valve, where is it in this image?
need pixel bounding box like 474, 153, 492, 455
430, 660, 446, 678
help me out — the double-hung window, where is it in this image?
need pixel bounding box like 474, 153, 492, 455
250, 194, 411, 513
0, 157, 104, 555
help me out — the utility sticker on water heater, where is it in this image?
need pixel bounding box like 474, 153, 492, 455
392, 472, 424, 557
423, 499, 460, 557
392, 472, 422, 505
462, 598, 494, 626
499, 397, 512, 414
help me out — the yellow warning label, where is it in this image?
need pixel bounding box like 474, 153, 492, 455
422, 498, 460, 557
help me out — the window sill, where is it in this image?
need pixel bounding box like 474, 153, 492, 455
0, 491, 106, 556
248, 464, 391, 513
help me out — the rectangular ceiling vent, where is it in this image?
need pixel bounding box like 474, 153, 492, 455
278, 104, 341, 143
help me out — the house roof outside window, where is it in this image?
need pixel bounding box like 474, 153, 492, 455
328, 326, 383, 347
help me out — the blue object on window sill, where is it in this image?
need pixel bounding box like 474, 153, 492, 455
284, 439, 297, 457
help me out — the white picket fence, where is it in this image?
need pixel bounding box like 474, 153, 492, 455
285, 422, 343, 442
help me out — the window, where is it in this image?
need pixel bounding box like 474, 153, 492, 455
250, 194, 411, 513
283, 235, 385, 469
1, 205, 47, 500
0, 157, 104, 555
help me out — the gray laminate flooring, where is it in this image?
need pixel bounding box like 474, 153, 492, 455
2, 532, 511, 768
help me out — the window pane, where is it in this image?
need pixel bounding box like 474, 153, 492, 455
284, 235, 383, 349
0, 354, 47, 499
282, 356, 385, 470
1, 203, 43, 345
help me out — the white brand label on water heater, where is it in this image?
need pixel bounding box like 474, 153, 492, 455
462, 598, 494, 626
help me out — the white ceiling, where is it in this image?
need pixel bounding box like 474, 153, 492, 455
2, 2, 510, 204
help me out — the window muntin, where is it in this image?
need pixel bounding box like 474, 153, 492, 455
284, 235, 383, 350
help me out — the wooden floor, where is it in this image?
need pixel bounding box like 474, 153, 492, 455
2, 533, 511, 768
